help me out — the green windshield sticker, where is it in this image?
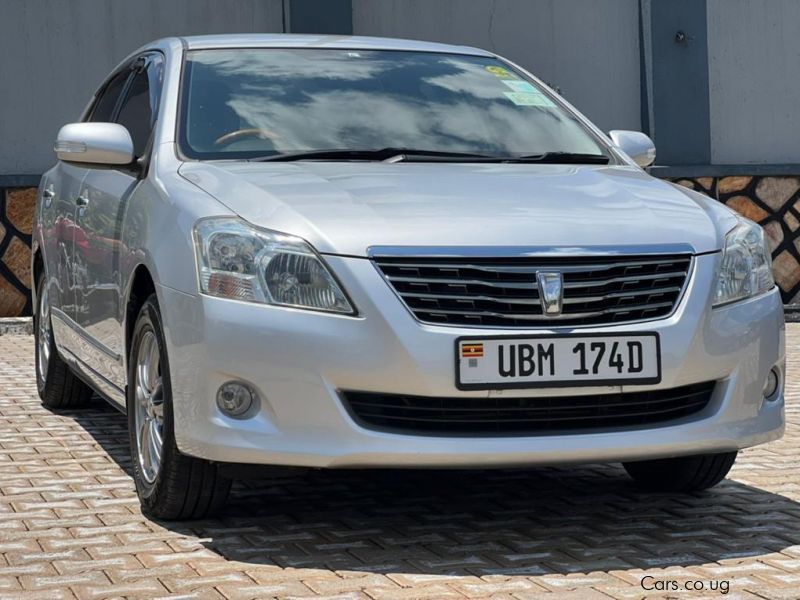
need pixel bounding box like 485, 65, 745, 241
485, 65, 519, 79
503, 91, 556, 107
502, 80, 539, 93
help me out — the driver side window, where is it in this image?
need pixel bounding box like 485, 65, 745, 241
115, 68, 153, 158
115, 54, 163, 159
84, 54, 163, 160
87, 70, 130, 123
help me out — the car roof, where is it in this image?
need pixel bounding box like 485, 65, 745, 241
177, 34, 492, 57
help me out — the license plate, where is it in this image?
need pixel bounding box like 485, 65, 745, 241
456, 333, 660, 390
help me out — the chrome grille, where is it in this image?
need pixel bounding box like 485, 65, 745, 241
373, 254, 692, 327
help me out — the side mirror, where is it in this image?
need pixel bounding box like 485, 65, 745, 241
54, 122, 134, 165
608, 130, 656, 168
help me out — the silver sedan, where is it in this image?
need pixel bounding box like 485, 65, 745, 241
33, 34, 784, 519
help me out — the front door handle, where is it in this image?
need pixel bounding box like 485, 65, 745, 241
75, 195, 89, 207
43, 187, 55, 208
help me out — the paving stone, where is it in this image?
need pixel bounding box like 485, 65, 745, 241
1, 330, 799, 598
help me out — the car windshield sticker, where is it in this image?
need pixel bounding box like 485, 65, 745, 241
485, 65, 519, 79
503, 91, 556, 107
502, 80, 539, 93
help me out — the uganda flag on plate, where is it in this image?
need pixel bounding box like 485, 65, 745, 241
461, 343, 484, 358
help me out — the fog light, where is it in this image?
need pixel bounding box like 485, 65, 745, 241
216, 382, 255, 417
763, 368, 780, 400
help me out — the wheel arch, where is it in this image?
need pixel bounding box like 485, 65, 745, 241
125, 264, 157, 368
31, 247, 44, 306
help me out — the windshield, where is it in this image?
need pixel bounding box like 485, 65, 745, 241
179, 48, 609, 161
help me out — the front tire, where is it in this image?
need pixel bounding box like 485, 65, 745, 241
127, 293, 231, 519
623, 451, 738, 492
34, 272, 93, 408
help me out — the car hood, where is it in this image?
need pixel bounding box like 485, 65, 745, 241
178, 162, 734, 256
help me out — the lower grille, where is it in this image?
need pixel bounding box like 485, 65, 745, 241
342, 382, 715, 436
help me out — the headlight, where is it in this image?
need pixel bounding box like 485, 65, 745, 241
193, 217, 354, 314
713, 219, 774, 306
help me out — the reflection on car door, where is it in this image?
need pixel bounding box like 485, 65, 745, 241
73, 53, 162, 389
42, 164, 87, 324
49, 67, 133, 363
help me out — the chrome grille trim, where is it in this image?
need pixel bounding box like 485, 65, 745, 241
384, 270, 689, 289
402, 308, 607, 321
385, 276, 538, 289
373, 253, 693, 328
399, 292, 543, 305
378, 257, 687, 274
562, 271, 689, 289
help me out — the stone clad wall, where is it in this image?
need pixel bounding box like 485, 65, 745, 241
671, 176, 800, 304
0, 188, 35, 317
1, 177, 800, 317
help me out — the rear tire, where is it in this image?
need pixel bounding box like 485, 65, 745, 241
128, 293, 231, 520
34, 272, 93, 408
623, 451, 738, 492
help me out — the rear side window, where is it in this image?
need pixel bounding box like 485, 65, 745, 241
115, 69, 153, 157
88, 70, 130, 122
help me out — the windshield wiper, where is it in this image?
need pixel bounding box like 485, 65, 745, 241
506, 152, 610, 164
250, 148, 502, 162
249, 148, 611, 164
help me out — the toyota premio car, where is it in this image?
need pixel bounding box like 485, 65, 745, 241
34, 35, 785, 519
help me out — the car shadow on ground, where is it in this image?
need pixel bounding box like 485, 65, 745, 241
68, 400, 800, 576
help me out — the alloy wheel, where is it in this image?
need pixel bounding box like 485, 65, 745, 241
134, 330, 164, 484
37, 284, 51, 383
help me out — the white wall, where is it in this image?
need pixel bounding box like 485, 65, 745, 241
353, 0, 642, 134
707, 0, 800, 165
0, 0, 284, 175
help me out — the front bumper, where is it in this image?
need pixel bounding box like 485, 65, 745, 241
158, 252, 785, 468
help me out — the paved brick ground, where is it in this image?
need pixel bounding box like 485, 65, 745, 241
0, 328, 798, 599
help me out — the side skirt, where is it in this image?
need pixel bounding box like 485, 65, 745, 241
57, 344, 127, 413
50, 309, 127, 412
